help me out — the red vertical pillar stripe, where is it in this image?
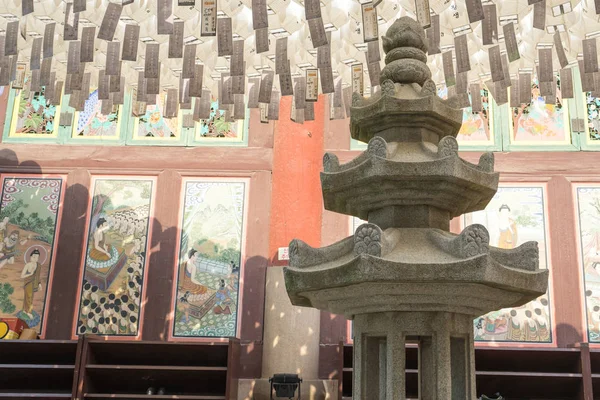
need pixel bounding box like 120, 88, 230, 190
268, 95, 325, 266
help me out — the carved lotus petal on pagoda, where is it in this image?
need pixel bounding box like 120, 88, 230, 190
437, 136, 459, 159
322, 152, 340, 173
461, 224, 490, 258
353, 223, 382, 257
367, 136, 387, 158
420, 79, 437, 97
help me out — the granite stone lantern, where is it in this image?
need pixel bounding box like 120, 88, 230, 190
283, 17, 548, 400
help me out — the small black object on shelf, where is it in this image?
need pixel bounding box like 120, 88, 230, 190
480, 393, 503, 400
269, 373, 302, 400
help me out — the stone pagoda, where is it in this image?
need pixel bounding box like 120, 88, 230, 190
283, 17, 548, 400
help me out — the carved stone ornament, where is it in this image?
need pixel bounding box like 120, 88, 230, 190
353, 223, 382, 257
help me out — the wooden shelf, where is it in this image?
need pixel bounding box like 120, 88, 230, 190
477, 371, 583, 378
0, 364, 74, 369
84, 340, 230, 368
77, 337, 240, 400
0, 394, 71, 399
0, 340, 80, 398
86, 364, 228, 371
0, 337, 240, 400
83, 395, 226, 399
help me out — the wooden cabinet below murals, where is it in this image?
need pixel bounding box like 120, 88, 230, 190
75, 336, 240, 400
0, 339, 78, 399
0, 337, 240, 400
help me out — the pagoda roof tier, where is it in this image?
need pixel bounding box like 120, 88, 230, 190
350, 80, 464, 144
321, 136, 499, 220
284, 225, 548, 319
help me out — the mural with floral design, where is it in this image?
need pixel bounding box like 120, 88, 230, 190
585, 92, 600, 143
197, 99, 243, 139
10, 86, 58, 136
73, 90, 120, 138
0, 177, 64, 334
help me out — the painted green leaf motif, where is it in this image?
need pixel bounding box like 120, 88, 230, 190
213, 116, 230, 134
24, 113, 44, 131
0, 282, 16, 314
18, 96, 28, 117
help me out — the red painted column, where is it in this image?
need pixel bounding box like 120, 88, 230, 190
260, 95, 325, 382
268, 95, 325, 263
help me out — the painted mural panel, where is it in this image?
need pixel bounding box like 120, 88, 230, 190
0, 176, 63, 334
72, 89, 121, 139
76, 178, 154, 336
438, 86, 493, 146
464, 186, 551, 343
575, 186, 600, 343
510, 77, 570, 144
585, 93, 600, 145
9, 86, 60, 138
194, 98, 244, 142
173, 180, 246, 338
132, 93, 179, 140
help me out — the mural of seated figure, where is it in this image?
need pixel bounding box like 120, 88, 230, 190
85, 217, 127, 291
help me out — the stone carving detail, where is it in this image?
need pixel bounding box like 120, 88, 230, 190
381, 59, 431, 86
381, 80, 395, 96
385, 46, 428, 65
420, 79, 437, 96
381, 17, 428, 54
490, 241, 539, 272
458, 224, 490, 258
438, 136, 459, 158
367, 136, 388, 158
353, 223, 383, 257
478, 152, 495, 173
380, 17, 432, 87
323, 153, 340, 173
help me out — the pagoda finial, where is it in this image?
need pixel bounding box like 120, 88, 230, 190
380, 16, 432, 86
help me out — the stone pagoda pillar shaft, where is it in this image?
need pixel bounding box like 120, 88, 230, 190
353, 312, 476, 400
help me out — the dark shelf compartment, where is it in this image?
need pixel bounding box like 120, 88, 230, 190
85, 340, 230, 367
477, 372, 582, 399
0, 340, 79, 398
588, 349, 600, 374
0, 366, 75, 392
476, 347, 582, 374
0, 340, 77, 365
0, 393, 71, 399
76, 337, 240, 400
83, 367, 227, 395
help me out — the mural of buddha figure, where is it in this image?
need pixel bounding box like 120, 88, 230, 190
86, 217, 120, 269
498, 204, 518, 249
